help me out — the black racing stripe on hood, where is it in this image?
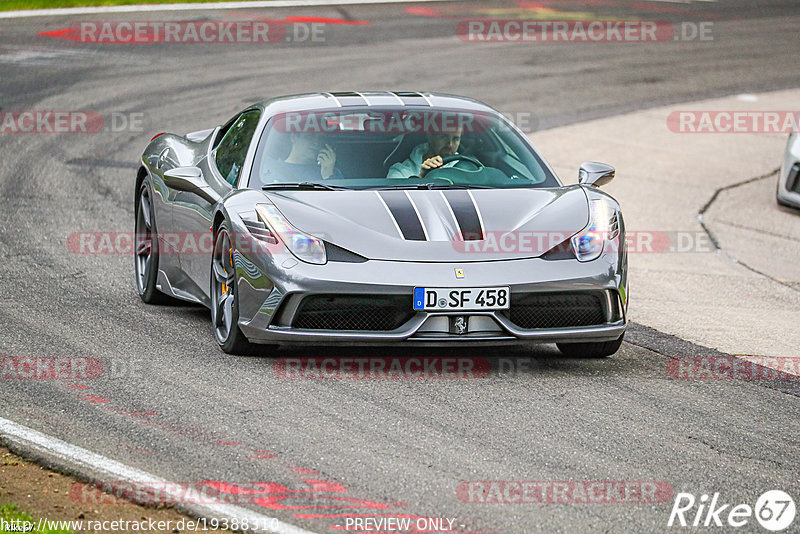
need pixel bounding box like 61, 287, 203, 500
378, 191, 426, 241
443, 190, 483, 240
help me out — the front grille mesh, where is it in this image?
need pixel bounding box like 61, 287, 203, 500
292, 295, 414, 331
504, 292, 605, 329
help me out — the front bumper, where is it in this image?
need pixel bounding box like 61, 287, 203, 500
233, 251, 627, 346
778, 134, 800, 209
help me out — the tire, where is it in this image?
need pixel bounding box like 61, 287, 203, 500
210, 221, 257, 355
135, 182, 170, 304
557, 334, 624, 358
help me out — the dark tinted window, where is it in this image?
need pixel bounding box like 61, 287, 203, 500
214, 110, 261, 185
249, 108, 559, 189
212, 114, 239, 150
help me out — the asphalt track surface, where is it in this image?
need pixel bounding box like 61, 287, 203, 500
1, 1, 799, 532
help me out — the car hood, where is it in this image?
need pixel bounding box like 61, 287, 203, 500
264, 186, 589, 262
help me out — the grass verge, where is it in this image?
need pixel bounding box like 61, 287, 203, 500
0, 447, 227, 534
0, 503, 72, 533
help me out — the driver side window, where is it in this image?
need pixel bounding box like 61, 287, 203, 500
214, 110, 261, 186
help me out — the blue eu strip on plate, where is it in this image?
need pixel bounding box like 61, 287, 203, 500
413, 287, 425, 310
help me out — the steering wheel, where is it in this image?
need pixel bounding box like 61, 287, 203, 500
422, 154, 484, 180
441, 154, 483, 169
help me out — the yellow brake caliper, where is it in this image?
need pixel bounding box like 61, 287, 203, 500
221, 248, 232, 294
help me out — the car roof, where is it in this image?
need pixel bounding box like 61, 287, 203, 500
255, 91, 498, 115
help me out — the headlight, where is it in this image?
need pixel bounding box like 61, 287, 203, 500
255, 203, 326, 265
570, 199, 618, 262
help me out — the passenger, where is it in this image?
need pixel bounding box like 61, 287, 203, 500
263, 133, 343, 182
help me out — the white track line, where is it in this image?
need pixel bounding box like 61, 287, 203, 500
0, 0, 450, 19
0, 417, 317, 534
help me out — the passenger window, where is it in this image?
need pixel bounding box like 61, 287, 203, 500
214, 110, 261, 185
213, 115, 238, 150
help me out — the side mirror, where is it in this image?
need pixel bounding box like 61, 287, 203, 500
163, 166, 203, 189
578, 162, 615, 187
163, 167, 220, 204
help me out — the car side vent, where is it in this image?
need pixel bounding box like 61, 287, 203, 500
608, 212, 620, 240
242, 218, 278, 244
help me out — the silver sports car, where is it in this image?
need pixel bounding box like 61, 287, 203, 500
778, 132, 800, 209
134, 92, 627, 356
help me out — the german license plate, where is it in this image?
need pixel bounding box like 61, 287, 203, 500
413, 287, 510, 311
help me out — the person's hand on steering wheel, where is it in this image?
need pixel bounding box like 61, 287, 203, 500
421, 154, 484, 178
420, 155, 444, 177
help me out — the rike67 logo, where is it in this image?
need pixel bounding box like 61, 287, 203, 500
668, 490, 796, 531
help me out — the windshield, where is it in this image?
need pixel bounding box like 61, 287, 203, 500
249, 107, 559, 190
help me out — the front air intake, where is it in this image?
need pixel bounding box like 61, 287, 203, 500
292, 294, 414, 331
502, 292, 606, 329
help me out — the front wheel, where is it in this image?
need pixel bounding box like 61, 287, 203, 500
556, 334, 624, 358
210, 222, 257, 355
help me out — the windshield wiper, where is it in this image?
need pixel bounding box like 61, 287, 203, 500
371, 183, 493, 190
262, 182, 348, 191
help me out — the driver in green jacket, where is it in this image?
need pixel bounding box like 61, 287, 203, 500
386, 129, 464, 179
